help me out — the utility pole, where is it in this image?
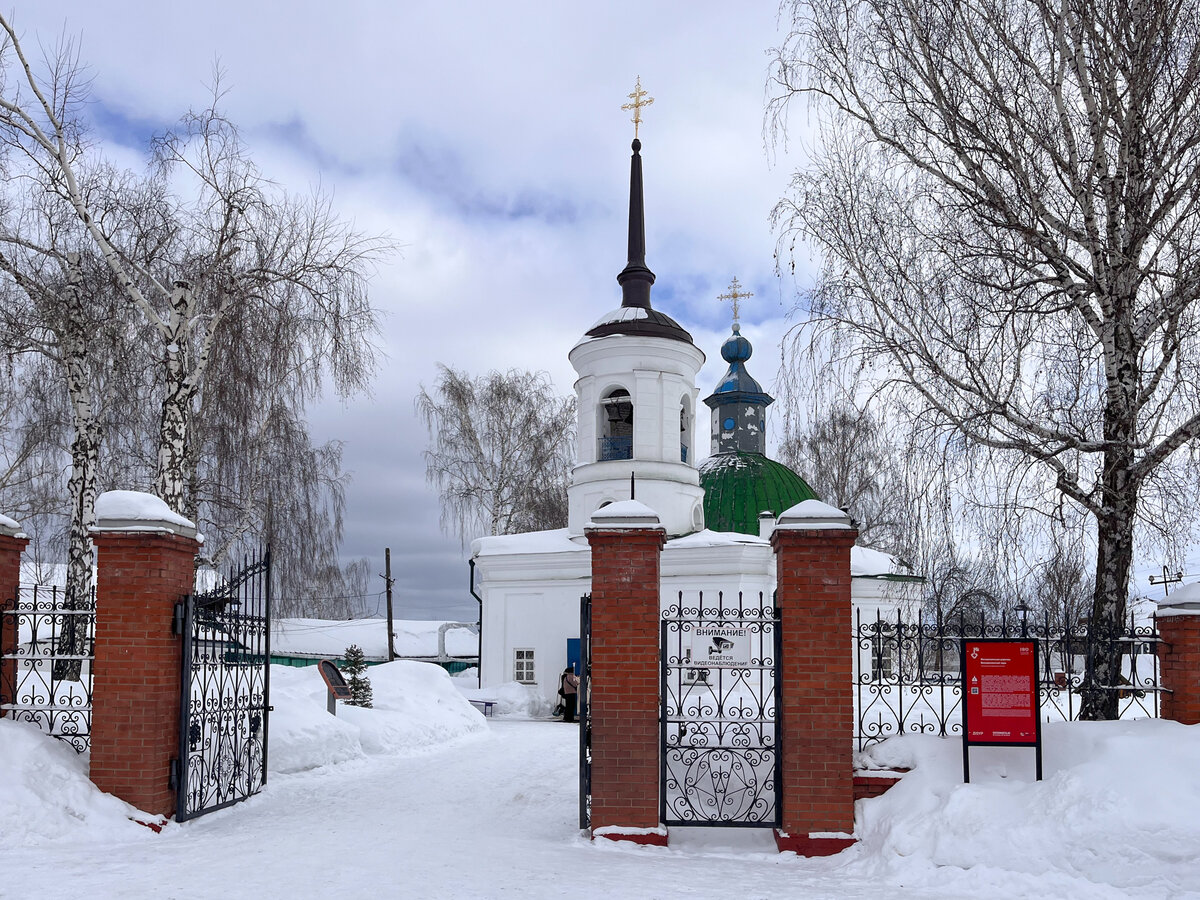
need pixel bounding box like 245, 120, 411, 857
382, 548, 397, 661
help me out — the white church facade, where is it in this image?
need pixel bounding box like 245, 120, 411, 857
470, 134, 919, 703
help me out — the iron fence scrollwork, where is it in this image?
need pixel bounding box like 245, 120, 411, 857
661, 591, 780, 828
855, 607, 1163, 751
0, 585, 96, 753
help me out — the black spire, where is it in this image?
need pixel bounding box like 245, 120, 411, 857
585, 136, 693, 345
616, 138, 655, 309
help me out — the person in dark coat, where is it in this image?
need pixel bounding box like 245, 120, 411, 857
559, 666, 580, 722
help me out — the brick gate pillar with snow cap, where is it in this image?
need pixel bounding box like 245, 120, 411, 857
585, 499, 668, 846
1156, 583, 1200, 726
89, 490, 200, 819
770, 499, 859, 856
0, 513, 29, 719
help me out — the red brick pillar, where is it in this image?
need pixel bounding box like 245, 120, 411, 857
1157, 589, 1200, 725
585, 500, 667, 845
89, 491, 200, 818
0, 514, 29, 719
770, 500, 858, 856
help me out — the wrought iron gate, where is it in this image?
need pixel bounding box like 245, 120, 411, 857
661, 592, 780, 827
173, 549, 272, 821
578, 592, 592, 830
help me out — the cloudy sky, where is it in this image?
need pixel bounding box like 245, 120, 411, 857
12, 3, 818, 619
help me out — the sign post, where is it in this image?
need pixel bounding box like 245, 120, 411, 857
317, 659, 352, 715
961, 639, 1042, 783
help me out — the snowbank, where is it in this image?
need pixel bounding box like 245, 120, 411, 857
455, 678, 552, 718
853, 719, 1200, 894
269, 661, 486, 773
0, 720, 153, 844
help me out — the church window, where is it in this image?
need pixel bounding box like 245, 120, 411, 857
680, 398, 691, 463
514, 648, 536, 684
723, 417, 735, 432
599, 388, 633, 460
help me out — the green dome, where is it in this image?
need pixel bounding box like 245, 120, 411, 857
698, 452, 820, 536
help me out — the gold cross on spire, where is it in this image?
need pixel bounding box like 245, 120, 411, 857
622, 76, 654, 138
717, 277, 754, 331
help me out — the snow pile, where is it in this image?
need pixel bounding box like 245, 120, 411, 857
269, 661, 486, 773
455, 678, 552, 718
0, 720, 153, 844
853, 719, 1200, 894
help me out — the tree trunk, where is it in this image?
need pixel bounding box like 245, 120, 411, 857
55, 256, 98, 682
1078, 457, 1138, 720
155, 282, 195, 515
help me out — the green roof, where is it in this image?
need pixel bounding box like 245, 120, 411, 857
698, 452, 820, 536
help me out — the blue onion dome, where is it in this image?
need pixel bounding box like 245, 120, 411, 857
721, 330, 753, 363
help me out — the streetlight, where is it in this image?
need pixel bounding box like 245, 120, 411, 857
1014, 601, 1030, 639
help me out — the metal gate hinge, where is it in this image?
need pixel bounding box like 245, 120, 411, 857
172, 598, 189, 636
168, 757, 180, 790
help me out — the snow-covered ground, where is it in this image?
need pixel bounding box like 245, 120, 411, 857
2, 662, 1199, 899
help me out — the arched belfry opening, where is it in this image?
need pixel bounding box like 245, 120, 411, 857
679, 395, 692, 463
599, 388, 633, 460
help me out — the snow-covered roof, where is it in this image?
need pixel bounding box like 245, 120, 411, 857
272, 618, 479, 660
588, 306, 649, 329
472, 528, 585, 558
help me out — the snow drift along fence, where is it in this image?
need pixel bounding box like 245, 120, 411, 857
855, 608, 1163, 750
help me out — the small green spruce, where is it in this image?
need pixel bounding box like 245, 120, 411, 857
341, 644, 374, 708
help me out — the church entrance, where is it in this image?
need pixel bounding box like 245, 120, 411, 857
660, 592, 781, 827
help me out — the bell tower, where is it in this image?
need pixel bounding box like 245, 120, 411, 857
567, 82, 706, 537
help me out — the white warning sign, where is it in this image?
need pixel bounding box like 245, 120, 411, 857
680, 625, 752, 668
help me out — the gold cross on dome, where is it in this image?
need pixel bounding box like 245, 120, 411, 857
622, 76, 654, 138
717, 277, 754, 330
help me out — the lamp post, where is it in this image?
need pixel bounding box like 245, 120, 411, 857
1014, 601, 1030, 639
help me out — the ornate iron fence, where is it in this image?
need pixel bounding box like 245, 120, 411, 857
661, 591, 780, 828
856, 608, 1163, 750
174, 549, 272, 821
0, 585, 96, 753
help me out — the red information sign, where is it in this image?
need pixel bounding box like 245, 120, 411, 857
963, 640, 1039, 745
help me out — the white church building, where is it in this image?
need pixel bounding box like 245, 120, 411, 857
470, 135, 919, 703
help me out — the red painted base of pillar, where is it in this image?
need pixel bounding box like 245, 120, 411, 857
592, 826, 669, 846
774, 830, 857, 856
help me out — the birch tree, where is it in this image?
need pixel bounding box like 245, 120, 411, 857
417, 366, 576, 544
0, 17, 384, 518
770, 0, 1200, 717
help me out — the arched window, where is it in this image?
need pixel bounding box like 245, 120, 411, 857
679, 396, 692, 463
599, 388, 633, 460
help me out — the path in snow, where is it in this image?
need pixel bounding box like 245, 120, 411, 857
2, 720, 1152, 900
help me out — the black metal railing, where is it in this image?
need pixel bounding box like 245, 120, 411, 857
598, 435, 633, 461
855, 608, 1163, 750
0, 585, 96, 753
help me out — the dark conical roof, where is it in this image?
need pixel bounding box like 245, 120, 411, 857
698, 451, 820, 536
585, 138, 693, 345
